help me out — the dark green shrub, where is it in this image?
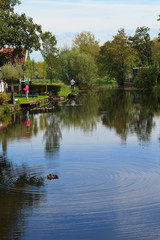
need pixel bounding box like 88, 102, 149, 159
133, 66, 158, 89
46, 85, 61, 96
95, 75, 118, 86
21, 84, 61, 96
0, 93, 11, 105
2, 103, 10, 113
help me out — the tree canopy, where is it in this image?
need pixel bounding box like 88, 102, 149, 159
72, 31, 100, 58
40, 31, 60, 83
0, 0, 42, 66
158, 14, 160, 43
0, 0, 21, 12
40, 32, 57, 60
98, 29, 140, 86
152, 38, 160, 67
129, 26, 153, 66
0, 62, 24, 82
60, 48, 97, 88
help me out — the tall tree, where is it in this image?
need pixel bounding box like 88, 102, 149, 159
40, 31, 59, 83
40, 32, 57, 59
152, 38, 160, 67
25, 60, 47, 80
72, 31, 100, 59
157, 14, 160, 49
37, 61, 47, 79
129, 26, 153, 66
1, 62, 24, 83
60, 48, 97, 88
98, 29, 140, 86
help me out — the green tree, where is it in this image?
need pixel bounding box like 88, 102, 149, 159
0, 0, 21, 12
72, 31, 100, 59
98, 29, 139, 86
0, 0, 42, 66
152, 38, 160, 67
1, 62, 24, 82
40, 32, 59, 83
60, 48, 97, 88
157, 14, 160, 42
31, 59, 36, 79
129, 26, 153, 66
24, 59, 35, 80
37, 61, 47, 79
25, 60, 47, 80
40, 32, 57, 59
133, 66, 158, 89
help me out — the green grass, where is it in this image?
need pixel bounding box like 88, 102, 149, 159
32, 78, 63, 84
14, 84, 72, 102
14, 94, 48, 103
95, 76, 118, 87
58, 85, 72, 96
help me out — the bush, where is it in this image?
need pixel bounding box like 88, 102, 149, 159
95, 75, 118, 86
0, 93, 11, 105
133, 66, 158, 89
21, 84, 61, 96
60, 48, 98, 88
1, 62, 23, 83
2, 103, 10, 113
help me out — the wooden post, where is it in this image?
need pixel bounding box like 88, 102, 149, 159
11, 92, 15, 104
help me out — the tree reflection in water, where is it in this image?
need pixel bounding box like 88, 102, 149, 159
0, 89, 160, 239
0, 89, 160, 154
43, 113, 62, 158
0, 154, 45, 240
61, 91, 100, 132
98, 89, 159, 142
0, 90, 159, 169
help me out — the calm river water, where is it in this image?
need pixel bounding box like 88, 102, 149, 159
1, 89, 160, 240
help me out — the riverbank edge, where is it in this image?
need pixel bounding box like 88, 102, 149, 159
0, 84, 149, 117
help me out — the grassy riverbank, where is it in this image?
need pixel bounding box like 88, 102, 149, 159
0, 83, 75, 116
0, 78, 115, 116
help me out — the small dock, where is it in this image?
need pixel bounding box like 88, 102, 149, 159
51, 96, 67, 101
19, 96, 66, 109
20, 99, 41, 108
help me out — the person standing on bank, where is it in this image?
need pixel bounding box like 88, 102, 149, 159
1, 80, 4, 92
24, 83, 29, 101
0, 80, 1, 93
5, 81, 8, 93
70, 78, 75, 89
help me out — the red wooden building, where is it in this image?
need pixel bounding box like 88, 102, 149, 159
0, 48, 26, 67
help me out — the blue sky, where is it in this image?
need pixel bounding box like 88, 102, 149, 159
15, 0, 160, 60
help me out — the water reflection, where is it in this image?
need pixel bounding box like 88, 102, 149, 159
0, 90, 160, 154
0, 154, 45, 240
26, 111, 30, 128
0, 90, 160, 239
98, 90, 157, 141
43, 113, 62, 158
61, 90, 99, 131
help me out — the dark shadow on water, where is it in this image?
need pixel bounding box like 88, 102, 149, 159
0, 154, 46, 240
